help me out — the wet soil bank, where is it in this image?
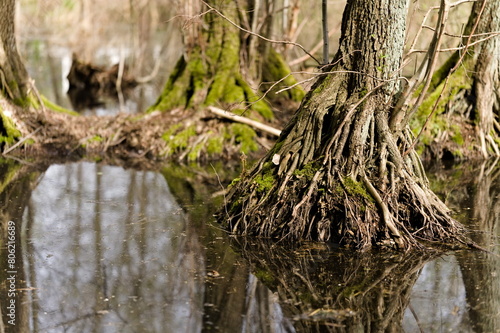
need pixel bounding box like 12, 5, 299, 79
2, 96, 290, 168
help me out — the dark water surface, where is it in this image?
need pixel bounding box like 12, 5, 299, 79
0, 160, 499, 332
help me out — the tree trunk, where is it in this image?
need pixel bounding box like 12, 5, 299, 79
146, 0, 304, 161
0, 0, 30, 102
220, 0, 464, 249
150, 0, 303, 112
414, 0, 500, 160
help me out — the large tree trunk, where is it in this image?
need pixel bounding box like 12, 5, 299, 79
146, 0, 305, 161
220, 0, 464, 249
0, 0, 30, 149
0, 0, 30, 102
414, 0, 500, 160
149, 0, 303, 115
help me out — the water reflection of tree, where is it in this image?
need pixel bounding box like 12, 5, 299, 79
160, 164, 253, 331
20, 163, 207, 331
429, 160, 500, 332
233, 239, 436, 332
0, 160, 44, 332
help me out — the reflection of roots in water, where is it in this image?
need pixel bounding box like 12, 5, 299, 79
233, 238, 438, 332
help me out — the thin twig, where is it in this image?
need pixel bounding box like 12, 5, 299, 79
408, 32, 500, 54
2, 127, 42, 155
321, 0, 329, 65
289, 28, 337, 66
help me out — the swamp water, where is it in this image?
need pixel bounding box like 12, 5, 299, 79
0, 159, 499, 333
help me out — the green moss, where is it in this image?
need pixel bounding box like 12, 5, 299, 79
222, 77, 246, 104
42, 96, 78, 115
494, 134, 500, 147
262, 48, 305, 102
451, 125, 464, 145
253, 269, 276, 285
0, 107, 21, 144
162, 124, 183, 139
412, 59, 473, 147
228, 177, 241, 187
162, 125, 196, 154
0, 158, 22, 194
229, 123, 258, 154
343, 177, 373, 202
171, 127, 196, 149
206, 133, 224, 155
254, 171, 275, 193
91, 135, 104, 142
148, 57, 189, 112
452, 149, 464, 158
81, 135, 104, 148
187, 141, 204, 162
204, 10, 240, 107
429, 52, 461, 92
293, 160, 320, 181
236, 76, 273, 120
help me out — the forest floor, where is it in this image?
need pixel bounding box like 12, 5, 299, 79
2, 95, 297, 170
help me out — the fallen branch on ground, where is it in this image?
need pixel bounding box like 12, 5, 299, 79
207, 106, 281, 137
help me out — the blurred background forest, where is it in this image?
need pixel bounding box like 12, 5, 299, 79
15, 0, 473, 114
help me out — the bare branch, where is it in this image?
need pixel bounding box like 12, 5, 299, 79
407, 32, 500, 54
391, 0, 451, 132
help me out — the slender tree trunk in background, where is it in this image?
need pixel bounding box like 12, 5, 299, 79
281, 0, 300, 59
220, 0, 463, 249
415, 0, 500, 160
470, 0, 500, 157
0, 0, 30, 102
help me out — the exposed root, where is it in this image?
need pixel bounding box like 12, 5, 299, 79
362, 174, 404, 248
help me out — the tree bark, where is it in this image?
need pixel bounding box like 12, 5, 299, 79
145, 0, 305, 161
0, 0, 30, 102
414, 0, 500, 160
220, 0, 464, 249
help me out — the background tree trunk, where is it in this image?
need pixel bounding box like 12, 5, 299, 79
220, 0, 463, 249
0, 0, 30, 102
414, 0, 500, 160
147, 0, 305, 162
149, 0, 304, 115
